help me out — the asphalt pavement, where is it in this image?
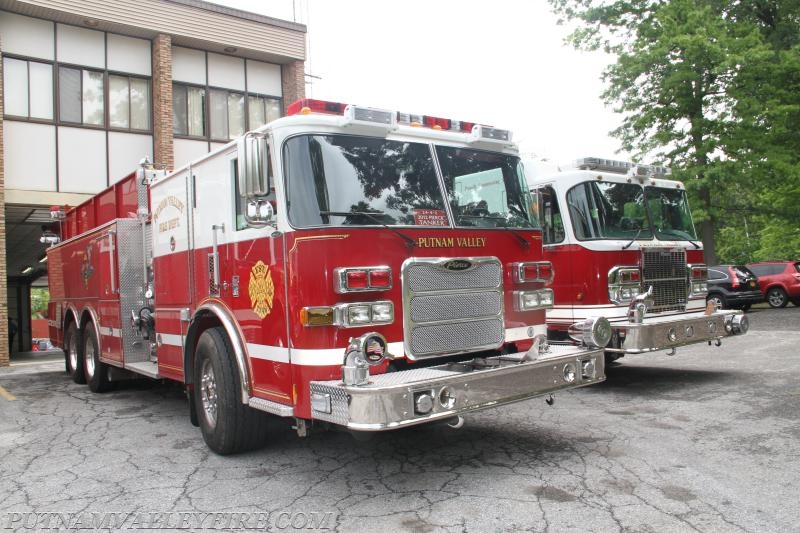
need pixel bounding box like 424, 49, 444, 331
0, 306, 798, 532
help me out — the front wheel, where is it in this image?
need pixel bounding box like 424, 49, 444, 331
64, 323, 86, 384
193, 327, 271, 455
767, 287, 788, 308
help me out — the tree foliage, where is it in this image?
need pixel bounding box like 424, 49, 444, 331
550, 0, 800, 264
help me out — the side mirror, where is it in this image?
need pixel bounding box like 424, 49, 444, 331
237, 132, 273, 227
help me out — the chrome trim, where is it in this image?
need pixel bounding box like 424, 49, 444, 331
333, 266, 393, 293
607, 265, 641, 305
309, 344, 604, 430
402, 256, 504, 360
607, 309, 745, 354
248, 396, 294, 417
194, 301, 251, 404
511, 261, 554, 284
513, 289, 554, 311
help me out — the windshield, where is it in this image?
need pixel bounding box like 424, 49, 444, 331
283, 134, 536, 229
566, 181, 698, 241
566, 181, 653, 240
284, 135, 447, 227
643, 187, 698, 241
436, 146, 537, 228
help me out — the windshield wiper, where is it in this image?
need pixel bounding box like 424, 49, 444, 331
688, 239, 701, 249
319, 210, 416, 249
622, 227, 644, 250
458, 215, 530, 249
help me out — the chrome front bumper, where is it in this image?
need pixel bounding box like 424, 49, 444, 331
309, 345, 604, 431
609, 310, 745, 354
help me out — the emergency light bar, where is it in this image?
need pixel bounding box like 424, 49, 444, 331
576, 157, 671, 177
286, 99, 512, 143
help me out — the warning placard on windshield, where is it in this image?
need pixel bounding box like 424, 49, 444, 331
414, 209, 448, 226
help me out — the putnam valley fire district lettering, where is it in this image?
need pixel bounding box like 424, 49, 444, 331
417, 237, 486, 248
153, 195, 186, 223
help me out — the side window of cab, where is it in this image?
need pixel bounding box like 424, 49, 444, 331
537, 185, 565, 245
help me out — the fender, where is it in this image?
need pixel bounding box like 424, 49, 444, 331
184, 299, 251, 404
80, 305, 103, 357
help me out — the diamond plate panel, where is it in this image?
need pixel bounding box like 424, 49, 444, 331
310, 382, 350, 426
115, 219, 150, 364
410, 291, 501, 323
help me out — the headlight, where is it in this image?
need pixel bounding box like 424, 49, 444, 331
568, 316, 612, 348
348, 305, 371, 325
581, 359, 596, 380
514, 289, 554, 311
563, 363, 576, 383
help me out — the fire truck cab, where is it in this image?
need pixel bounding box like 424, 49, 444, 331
46, 100, 608, 454
528, 157, 749, 362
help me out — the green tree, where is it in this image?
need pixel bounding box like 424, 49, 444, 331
550, 0, 800, 263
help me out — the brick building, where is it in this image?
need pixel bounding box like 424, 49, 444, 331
0, 0, 306, 365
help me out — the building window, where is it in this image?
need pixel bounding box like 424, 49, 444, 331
248, 95, 281, 130
173, 84, 206, 137
173, 82, 282, 140
2, 58, 53, 120
109, 75, 151, 130
209, 89, 245, 141
59, 66, 104, 126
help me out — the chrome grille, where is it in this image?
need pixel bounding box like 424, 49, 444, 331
410, 291, 501, 322
403, 257, 504, 359
641, 248, 688, 312
406, 262, 500, 292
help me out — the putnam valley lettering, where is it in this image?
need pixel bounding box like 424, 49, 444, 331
417, 237, 487, 248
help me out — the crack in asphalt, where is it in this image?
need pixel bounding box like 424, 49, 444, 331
1, 325, 799, 531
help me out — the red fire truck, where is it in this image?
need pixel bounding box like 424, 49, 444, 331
45, 99, 609, 454
528, 157, 749, 362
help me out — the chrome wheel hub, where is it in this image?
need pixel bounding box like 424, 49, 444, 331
68, 335, 78, 371
84, 337, 95, 378
200, 359, 218, 428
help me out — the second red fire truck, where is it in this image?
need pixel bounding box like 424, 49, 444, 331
528, 157, 749, 362
45, 100, 609, 454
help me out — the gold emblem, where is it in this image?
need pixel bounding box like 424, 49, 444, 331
248, 260, 275, 319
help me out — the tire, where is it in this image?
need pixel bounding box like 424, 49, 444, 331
193, 327, 271, 455
707, 294, 726, 310
604, 352, 622, 365
766, 287, 788, 308
64, 322, 86, 384
84, 325, 112, 393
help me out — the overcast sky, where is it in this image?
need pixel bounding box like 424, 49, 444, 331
208, 0, 628, 165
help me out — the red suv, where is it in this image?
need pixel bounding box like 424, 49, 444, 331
746, 261, 800, 308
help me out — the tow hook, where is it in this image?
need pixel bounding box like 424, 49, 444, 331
446, 416, 465, 429
545, 394, 555, 406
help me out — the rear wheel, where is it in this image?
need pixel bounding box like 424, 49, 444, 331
707, 294, 726, 310
767, 287, 788, 308
84, 325, 112, 393
193, 327, 271, 455
64, 323, 86, 384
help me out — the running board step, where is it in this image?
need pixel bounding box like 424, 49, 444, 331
125, 361, 160, 379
